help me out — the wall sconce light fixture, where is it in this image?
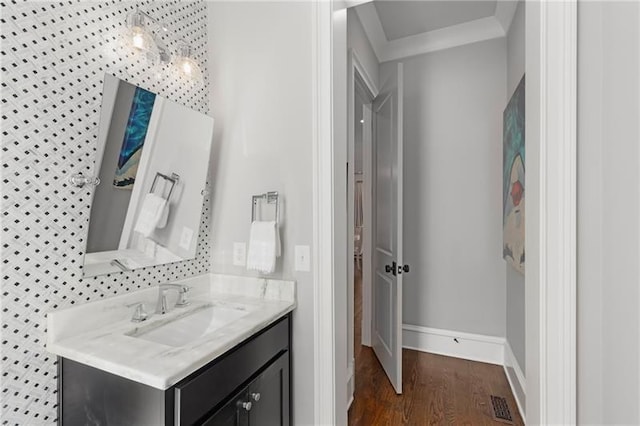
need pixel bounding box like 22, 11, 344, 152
175, 42, 203, 82
125, 9, 170, 66
125, 9, 203, 82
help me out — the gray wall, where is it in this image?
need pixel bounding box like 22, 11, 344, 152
578, 2, 640, 424
381, 38, 507, 337
505, 1, 526, 371
87, 82, 136, 253
205, 3, 315, 425
347, 8, 379, 90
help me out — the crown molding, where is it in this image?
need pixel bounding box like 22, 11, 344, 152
384, 16, 505, 62
344, 0, 373, 9
354, 2, 387, 61
355, 0, 518, 63
495, 0, 519, 34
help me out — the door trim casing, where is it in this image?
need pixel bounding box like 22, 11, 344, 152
525, 1, 577, 424
349, 48, 377, 351
311, 1, 338, 425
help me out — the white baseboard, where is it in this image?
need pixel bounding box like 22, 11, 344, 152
503, 341, 526, 422
346, 358, 355, 409
402, 324, 505, 365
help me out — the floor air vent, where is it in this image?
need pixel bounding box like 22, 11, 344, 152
490, 395, 513, 423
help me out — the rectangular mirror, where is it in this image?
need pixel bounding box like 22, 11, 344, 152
83, 74, 214, 277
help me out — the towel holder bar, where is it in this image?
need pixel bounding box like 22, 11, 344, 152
151, 172, 179, 200
251, 191, 279, 223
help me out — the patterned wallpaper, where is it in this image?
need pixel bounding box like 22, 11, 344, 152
0, 1, 211, 423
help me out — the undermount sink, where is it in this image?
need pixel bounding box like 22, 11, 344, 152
128, 304, 253, 347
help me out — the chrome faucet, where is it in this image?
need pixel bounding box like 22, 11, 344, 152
127, 302, 148, 322
155, 284, 190, 315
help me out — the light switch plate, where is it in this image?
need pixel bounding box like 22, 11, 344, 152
233, 242, 246, 266
179, 227, 194, 250
294, 245, 311, 272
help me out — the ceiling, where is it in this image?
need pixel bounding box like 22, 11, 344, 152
352, 0, 516, 62
373, 0, 498, 41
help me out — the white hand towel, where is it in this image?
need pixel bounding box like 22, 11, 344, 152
134, 193, 167, 237
156, 203, 170, 229
247, 221, 280, 274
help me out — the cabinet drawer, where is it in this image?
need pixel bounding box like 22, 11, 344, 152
174, 316, 289, 425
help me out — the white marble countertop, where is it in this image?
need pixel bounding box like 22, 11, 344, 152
46, 273, 296, 390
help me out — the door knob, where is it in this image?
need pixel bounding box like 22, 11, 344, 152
397, 264, 410, 274
251, 392, 261, 402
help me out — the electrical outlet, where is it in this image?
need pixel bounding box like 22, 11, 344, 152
233, 242, 246, 266
294, 245, 311, 272
179, 227, 194, 250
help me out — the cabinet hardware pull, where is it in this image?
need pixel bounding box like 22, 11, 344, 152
240, 401, 252, 411
251, 392, 261, 402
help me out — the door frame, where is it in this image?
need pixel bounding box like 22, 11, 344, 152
524, 1, 577, 424
348, 48, 378, 349
312, 0, 577, 424
346, 49, 377, 405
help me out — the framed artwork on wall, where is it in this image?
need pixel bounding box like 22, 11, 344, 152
503, 75, 525, 274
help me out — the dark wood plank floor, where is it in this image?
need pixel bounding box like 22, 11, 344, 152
348, 267, 524, 426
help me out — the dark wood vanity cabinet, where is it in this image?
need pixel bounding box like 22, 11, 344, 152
58, 314, 291, 426
202, 353, 289, 426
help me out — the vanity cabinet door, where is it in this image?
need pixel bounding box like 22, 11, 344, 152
248, 351, 290, 426
174, 317, 289, 425
201, 388, 250, 426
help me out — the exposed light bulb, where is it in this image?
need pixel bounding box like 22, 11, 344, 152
181, 60, 192, 75
175, 43, 202, 82
132, 31, 145, 49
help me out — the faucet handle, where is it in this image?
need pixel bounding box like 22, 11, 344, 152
157, 292, 169, 315
175, 286, 190, 307
127, 302, 148, 322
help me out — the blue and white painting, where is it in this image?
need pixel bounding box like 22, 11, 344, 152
503, 75, 525, 274
113, 86, 156, 188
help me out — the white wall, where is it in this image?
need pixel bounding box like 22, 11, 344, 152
205, 3, 315, 425
578, 2, 640, 424
505, 0, 526, 372
381, 38, 507, 338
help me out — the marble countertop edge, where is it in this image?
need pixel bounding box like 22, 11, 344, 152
46, 273, 296, 390
47, 304, 295, 390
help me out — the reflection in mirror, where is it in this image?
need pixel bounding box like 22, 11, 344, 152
83, 74, 214, 277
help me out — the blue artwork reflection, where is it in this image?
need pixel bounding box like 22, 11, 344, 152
114, 86, 156, 188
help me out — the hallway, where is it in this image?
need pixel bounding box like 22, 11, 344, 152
348, 269, 524, 425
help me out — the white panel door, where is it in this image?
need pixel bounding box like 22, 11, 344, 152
372, 62, 404, 394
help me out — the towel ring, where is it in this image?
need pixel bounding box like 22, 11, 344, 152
151, 172, 179, 200
251, 191, 279, 223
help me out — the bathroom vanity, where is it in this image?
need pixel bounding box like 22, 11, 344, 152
47, 274, 295, 425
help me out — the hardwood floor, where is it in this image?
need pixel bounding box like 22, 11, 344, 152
348, 267, 524, 426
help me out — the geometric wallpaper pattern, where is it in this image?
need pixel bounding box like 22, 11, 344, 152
0, 1, 211, 423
